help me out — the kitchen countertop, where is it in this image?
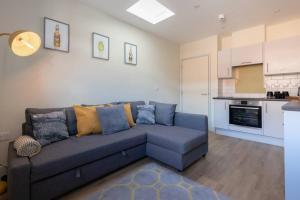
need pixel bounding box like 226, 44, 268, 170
282, 102, 300, 111
213, 97, 289, 101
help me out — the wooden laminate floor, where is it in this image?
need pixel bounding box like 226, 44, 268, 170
61, 133, 284, 200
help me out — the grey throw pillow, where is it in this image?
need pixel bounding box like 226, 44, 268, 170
31, 111, 69, 146
136, 105, 155, 125
97, 106, 130, 135
149, 101, 177, 126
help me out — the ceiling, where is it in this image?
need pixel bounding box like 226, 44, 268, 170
80, 0, 300, 43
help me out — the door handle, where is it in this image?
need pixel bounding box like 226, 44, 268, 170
201, 93, 208, 96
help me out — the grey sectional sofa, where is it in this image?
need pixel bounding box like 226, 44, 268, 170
7, 101, 208, 200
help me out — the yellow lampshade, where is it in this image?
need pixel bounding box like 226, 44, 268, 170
8, 31, 41, 57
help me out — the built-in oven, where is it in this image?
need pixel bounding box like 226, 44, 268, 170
229, 100, 262, 129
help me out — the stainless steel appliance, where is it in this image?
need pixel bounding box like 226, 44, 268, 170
229, 100, 262, 128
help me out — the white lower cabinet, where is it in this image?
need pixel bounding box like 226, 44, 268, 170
284, 111, 300, 200
263, 101, 286, 139
214, 100, 229, 129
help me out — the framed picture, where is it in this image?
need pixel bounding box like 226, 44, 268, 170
92, 33, 109, 60
124, 42, 137, 65
44, 17, 70, 52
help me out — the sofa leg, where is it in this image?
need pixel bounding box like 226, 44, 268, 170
202, 154, 207, 158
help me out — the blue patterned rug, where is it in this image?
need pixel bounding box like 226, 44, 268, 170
84, 162, 231, 200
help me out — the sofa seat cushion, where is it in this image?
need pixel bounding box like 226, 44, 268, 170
30, 127, 147, 182
146, 125, 207, 154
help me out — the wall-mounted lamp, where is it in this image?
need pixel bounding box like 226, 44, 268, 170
0, 30, 41, 56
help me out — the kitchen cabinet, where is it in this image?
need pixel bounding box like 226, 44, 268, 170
264, 36, 300, 75
284, 110, 300, 200
263, 101, 285, 138
231, 43, 263, 67
218, 49, 232, 78
214, 100, 229, 129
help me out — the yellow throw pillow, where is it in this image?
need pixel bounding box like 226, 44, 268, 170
124, 103, 136, 127
74, 105, 104, 137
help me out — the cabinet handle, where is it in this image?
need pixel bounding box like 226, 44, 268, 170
225, 102, 227, 110
227, 68, 230, 76
241, 61, 252, 65
265, 103, 268, 113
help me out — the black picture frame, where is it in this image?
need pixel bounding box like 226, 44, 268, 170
44, 17, 70, 53
92, 32, 110, 60
124, 42, 137, 65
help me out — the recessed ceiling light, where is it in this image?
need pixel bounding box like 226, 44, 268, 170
127, 0, 175, 24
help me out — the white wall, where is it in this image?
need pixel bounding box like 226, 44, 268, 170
180, 35, 219, 131
0, 0, 180, 137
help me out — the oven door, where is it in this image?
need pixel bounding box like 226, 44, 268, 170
229, 105, 262, 128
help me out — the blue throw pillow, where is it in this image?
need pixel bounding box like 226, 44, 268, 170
136, 105, 155, 125
149, 101, 177, 126
97, 106, 130, 135
31, 111, 69, 146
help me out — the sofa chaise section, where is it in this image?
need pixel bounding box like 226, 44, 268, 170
146, 112, 208, 171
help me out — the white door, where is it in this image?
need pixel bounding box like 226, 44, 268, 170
263, 101, 285, 139
181, 56, 209, 115
214, 100, 229, 129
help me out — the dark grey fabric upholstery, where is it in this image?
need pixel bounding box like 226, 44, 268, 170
146, 125, 207, 154
7, 143, 31, 200
97, 106, 130, 135
149, 101, 177, 126
9, 108, 208, 200
24, 107, 77, 136
31, 144, 146, 200
147, 143, 208, 171
30, 127, 147, 182
174, 112, 208, 132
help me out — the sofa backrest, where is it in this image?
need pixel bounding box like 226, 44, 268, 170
24, 107, 77, 137
112, 101, 145, 122
23, 101, 145, 137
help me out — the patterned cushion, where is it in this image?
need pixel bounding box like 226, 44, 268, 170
136, 105, 155, 125
31, 111, 69, 146
149, 101, 177, 126
14, 135, 41, 157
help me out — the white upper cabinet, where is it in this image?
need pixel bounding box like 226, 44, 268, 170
231, 43, 263, 67
264, 36, 300, 75
263, 101, 285, 139
218, 49, 232, 78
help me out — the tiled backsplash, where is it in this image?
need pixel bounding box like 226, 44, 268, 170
220, 73, 300, 97
264, 74, 300, 96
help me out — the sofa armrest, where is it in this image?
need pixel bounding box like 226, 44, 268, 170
174, 112, 208, 133
7, 142, 31, 200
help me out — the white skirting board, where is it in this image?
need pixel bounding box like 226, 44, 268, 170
215, 128, 284, 147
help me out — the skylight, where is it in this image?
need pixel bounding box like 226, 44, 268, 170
126, 0, 175, 24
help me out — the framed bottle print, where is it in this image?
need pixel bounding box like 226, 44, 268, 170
92, 33, 109, 60
44, 17, 70, 52
124, 42, 137, 65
